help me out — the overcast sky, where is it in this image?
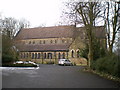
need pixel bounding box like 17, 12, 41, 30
0, 0, 67, 27
0, 0, 118, 28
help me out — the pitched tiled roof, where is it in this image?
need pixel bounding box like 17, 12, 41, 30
15, 25, 105, 40
15, 25, 75, 40
76, 26, 106, 39
16, 44, 70, 52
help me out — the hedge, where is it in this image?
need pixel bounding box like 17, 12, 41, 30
93, 54, 120, 77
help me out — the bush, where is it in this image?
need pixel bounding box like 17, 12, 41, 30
2, 54, 15, 63
94, 54, 120, 77
2, 52, 18, 64
46, 61, 54, 64
79, 39, 106, 61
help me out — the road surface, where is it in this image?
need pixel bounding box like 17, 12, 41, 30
2, 64, 120, 88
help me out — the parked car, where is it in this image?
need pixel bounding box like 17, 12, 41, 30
13, 61, 39, 67
13, 61, 24, 64
58, 59, 73, 66
27, 61, 38, 65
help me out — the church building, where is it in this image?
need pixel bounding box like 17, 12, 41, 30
14, 25, 106, 65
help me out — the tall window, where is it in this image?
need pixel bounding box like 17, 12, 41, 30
29, 52, 31, 58
24, 53, 26, 58
43, 40, 45, 44
39, 40, 42, 44
35, 53, 37, 59
44, 53, 46, 59
55, 40, 57, 43
38, 53, 40, 59
48, 53, 52, 59
77, 50, 80, 58
26, 53, 29, 58
71, 50, 74, 58
21, 53, 23, 58
58, 53, 61, 59
32, 53, 34, 59
29, 41, 31, 44
33, 41, 35, 44
50, 40, 53, 43
62, 53, 65, 59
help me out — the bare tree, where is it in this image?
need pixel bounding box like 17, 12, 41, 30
0, 16, 30, 63
62, 1, 103, 67
104, 1, 120, 54
0, 17, 30, 39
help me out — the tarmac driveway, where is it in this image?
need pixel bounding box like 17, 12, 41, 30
2, 64, 120, 88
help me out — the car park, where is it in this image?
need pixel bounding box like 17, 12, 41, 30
58, 59, 73, 66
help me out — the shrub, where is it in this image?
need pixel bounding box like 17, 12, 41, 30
2, 52, 18, 64
2, 54, 15, 63
94, 54, 120, 77
46, 61, 54, 64
79, 39, 106, 61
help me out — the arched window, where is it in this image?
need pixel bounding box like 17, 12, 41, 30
62, 53, 65, 59
43, 40, 45, 44
44, 53, 46, 59
29, 41, 31, 44
50, 40, 53, 43
35, 53, 37, 59
26, 53, 29, 58
39, 40, 42, 44
29, 52, 31, 57
58, 53, 61, 59
20, 53, 22, 58
55, 40, 57, 43
48, 53, 52, 59
33, 41, 35, 44
24, 53, 26, 58
77, 50, 80, 58
38, 53, 40, 59
32, 53, 34, 59
71, 50, 74, 58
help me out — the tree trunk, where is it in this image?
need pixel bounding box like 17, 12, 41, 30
109, 45, 113, 54
88, 35, 93, 68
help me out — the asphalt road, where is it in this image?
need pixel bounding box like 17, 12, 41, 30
2, 64, 120, 88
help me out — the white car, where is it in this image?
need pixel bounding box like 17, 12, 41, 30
58, 59, 73, 66
27, 61, 37, 65
13, 61, 39, 66
13, 61, 24, 64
